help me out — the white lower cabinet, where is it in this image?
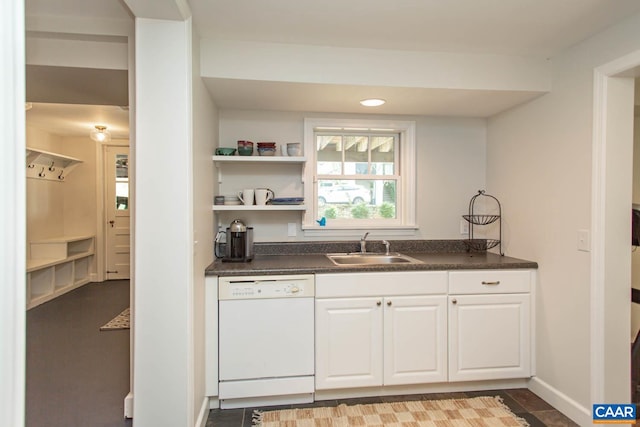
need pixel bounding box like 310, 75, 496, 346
448, 270, 532, 382
383, 296, 448, 385
315, 269, 534, 392
315, 272, 449, 390
315, 297, 383, 389
448, 293, 530, 381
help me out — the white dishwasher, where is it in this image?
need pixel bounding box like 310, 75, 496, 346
218, 274, 315, 409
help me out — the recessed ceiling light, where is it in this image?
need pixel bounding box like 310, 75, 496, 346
360, 98, 386, 107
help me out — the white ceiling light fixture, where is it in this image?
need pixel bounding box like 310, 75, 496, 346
360, 98, 386, 107
90, 125, 111, 142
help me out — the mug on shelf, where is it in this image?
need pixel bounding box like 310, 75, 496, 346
255, 188, 274, 205
237, 189, 254, 205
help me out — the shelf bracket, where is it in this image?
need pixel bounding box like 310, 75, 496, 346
215, 162, 223, 184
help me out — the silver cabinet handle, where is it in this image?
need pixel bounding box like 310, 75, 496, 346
481, 281, 500, 285
452, 299, 457, 304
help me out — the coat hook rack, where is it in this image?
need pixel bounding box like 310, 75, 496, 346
26, 147, 83, 182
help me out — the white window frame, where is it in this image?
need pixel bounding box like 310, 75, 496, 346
303, 118, 417, 236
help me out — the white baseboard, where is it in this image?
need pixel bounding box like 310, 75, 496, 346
195, 396, 209, 427
124, 392, 133, 418
528, 377, 591, 425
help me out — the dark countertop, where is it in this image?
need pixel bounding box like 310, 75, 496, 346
205, 251, 538, 277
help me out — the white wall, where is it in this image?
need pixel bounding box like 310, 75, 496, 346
487, 11, 640, 422
201, 40, 551, 92
62, 136, 98, 238
191, 27, 217, 424
217, 109, 486, 241
133, 17, 194, 427
26, 127, 66, 245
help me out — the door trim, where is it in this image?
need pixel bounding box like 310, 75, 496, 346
592, 49, 640, 405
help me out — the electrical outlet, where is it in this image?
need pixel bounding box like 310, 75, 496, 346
287, 223, 297, 237
460, 219, 469, 235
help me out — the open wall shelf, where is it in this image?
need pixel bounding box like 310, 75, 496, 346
26, 235, 95, 309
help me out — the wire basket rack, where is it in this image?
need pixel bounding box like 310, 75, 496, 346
462, 190, 503, 255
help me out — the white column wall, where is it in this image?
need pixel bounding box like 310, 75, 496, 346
487, 11, 640, 423
133, 17, 194, 427
191, 25, 217, 424
0, 0, 26, 425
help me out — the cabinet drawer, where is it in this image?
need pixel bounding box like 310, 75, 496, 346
316, 271, 448, 298
449, 270, 531, 294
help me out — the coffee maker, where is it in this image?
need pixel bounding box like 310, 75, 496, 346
218, 219, 254, 262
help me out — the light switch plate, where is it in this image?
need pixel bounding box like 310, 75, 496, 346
578, 229, 590, 252
287, 222, 297, 237
460, 219, 469, 235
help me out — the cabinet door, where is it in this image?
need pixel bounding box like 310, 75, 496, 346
448, 294, 530, 382
315, 297, 383, 390
383, 295, 448, 385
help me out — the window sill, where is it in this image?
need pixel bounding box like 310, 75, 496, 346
302, 226, 418, 238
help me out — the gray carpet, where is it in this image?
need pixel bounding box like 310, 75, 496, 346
26, 280, 132, 427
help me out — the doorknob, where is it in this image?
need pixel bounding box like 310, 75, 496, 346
109, 220, 115, 227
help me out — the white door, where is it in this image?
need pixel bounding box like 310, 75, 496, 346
315, 297, 383, 390
105, 146, 130, 279
448, 293, 530, 382
383, 295, 448, 385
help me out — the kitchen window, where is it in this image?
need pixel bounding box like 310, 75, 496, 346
303, 118, 416, 233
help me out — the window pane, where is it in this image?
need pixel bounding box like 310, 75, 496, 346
344, 136, 368, 175
317, 135, 342, 175
371, 136, 395, 175
115, 154, 129, 210
317, 179, 397, 220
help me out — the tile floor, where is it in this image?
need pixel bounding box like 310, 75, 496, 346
206, 388, 579, 426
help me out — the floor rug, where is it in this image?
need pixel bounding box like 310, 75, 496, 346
253, 396, 529, 427
99, 308, 130, 331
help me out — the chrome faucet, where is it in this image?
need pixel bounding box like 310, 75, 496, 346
360, 232, 370, 253
382, 240, 390, 255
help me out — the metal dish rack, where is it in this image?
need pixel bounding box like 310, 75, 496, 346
462, 190, 503, 255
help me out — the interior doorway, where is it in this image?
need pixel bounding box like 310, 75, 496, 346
105, 145, 131, 280
593, 52, 640, 404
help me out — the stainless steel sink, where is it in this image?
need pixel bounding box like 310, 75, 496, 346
326, 252, 423, 266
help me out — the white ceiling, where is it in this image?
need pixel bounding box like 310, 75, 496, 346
190, 0, 640, 58
26, 103, 130, 139
25, 0, 640, 136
